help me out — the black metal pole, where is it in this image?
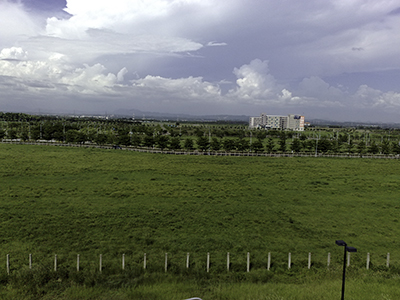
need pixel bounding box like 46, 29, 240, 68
341, 246, 347, 300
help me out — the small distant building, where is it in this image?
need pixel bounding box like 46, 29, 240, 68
249, 114, 305, 131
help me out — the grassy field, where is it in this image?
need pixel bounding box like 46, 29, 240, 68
1, 143, 400, 299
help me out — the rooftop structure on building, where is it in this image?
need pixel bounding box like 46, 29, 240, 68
249, 113, 305, 131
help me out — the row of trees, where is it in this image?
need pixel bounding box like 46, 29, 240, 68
1, 113, 400, 154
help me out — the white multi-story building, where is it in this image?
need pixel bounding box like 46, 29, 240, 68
249, 114, 305, 131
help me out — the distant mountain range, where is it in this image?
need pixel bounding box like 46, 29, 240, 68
113, 109, 400, 128
112, 108, 250, 122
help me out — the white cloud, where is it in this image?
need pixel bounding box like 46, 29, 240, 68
117, 68, 128, 82
228, 59, 281, 102
43, 0, 213, 55
0, 2, 40, 46
0, 47, 28, 60
0, 57, 127, 95
207, 41, 227, 47
353, 85, 400, 109
21, 30, 203, 65
297, 77, 345, 102
132, 75, 221, 100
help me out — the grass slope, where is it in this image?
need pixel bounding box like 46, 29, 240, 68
1, 144, 400, 298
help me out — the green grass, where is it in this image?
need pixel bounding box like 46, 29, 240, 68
1, 143, 400, 298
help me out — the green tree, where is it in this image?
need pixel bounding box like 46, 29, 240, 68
357, 141, 366, 156
222, 138, 236, 152
106, 132, 117, 145
184, 138, 194, 151
143, 135, 155, 148
212, 129, 224, 138
381, 139, 390, 154
330, 140, 339, 153
338, 133, 348, 144
131, 135, 142, 147
256, 131, 267, 140
156, 135, 170, 150
266, 138, 275, 153
303, 140, 315, 152
251, 139, 264, 153
346, 139, 354, 153
236, 138, 250, 152
318, 138, 332, 153
7, 128, 18, 139
31, 124, 40, 141
196, 136, 209, 151
94, 133, 108, 145
65, 130, 79, 143
20, 129, 29, 141
169, 137, 181, 150
278, 132, 286, 152
42, 122, 56, 140
290, 138, 301, 153
391, 141, 400, 155
368, 141, 379, 154
195, 129, 205, 138
210, 137, 221, 151
117, 133, 131, 146
76, 131, 86, 144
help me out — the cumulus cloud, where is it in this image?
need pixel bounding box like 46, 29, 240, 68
132, 75, 221, 101
228, 59, 281, 101
42, 0, 212, 57
0, 57, 127, 95
0, 47, 28, 60
353, 85, 400, 109
0, 0, 210, 67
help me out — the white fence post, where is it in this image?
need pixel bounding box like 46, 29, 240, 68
122, 254, 125, 270
144, 253, 147, 270
29, 254, 32, 269
186, 253, 190, 269
77, 254, 80, 272
165, 253, 168, 272
366, 253, 370, 270
347, 252, 350, 267
267, 252, 271, 271
6, 254, 9, 275
387, 253, 390, 268
227, 252, 230, 272
288, 253, 291, 269
308, 252, 311, 269
207, 253, 210, 273
54, 254, 57, 272
327, 252, 331, 268
99, 254, 102, 273
247, 252, 250, 272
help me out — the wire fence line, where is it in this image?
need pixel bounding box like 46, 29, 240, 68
2, 140, 400, 159
4, 251, 393, 275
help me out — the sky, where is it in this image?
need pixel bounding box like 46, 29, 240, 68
1, 0, 400, 122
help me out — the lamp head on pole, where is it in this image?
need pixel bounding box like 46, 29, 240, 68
336, 240, 347, 247
346, 246, 357, 253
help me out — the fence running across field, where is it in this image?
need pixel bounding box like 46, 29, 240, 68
4, 252, 392, 275
2, 141, 400, 159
